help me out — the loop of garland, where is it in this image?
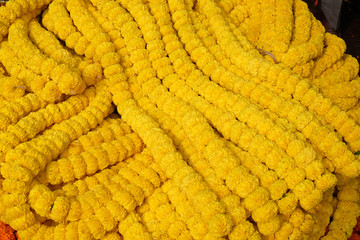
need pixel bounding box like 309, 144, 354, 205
0, 0, 360, 239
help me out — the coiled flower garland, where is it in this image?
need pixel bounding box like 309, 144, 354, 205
0, 0, 360, 239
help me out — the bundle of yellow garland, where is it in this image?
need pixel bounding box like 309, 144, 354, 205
0, 0, 360, 239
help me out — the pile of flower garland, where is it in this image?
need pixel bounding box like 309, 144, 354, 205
0, 0, 360, 239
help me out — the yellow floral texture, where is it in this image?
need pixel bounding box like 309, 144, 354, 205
0, 0, 360, 239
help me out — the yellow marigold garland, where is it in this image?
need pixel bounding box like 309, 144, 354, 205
8, 18, 86, 96
0, 92, 47, 132
137, 187, 193, 239
177, 1, 360, 178
59, 117, 132, 158
0, 0, 360, 239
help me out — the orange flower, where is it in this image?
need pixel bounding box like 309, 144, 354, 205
0, 221, 18, 240
348, 217, 360, 240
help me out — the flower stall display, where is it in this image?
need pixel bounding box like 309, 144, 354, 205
0, 0, 360, 239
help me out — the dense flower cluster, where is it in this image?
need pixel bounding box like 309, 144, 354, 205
0, 0, 360, 239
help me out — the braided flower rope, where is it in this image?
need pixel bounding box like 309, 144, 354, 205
0, 0, 360, 239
